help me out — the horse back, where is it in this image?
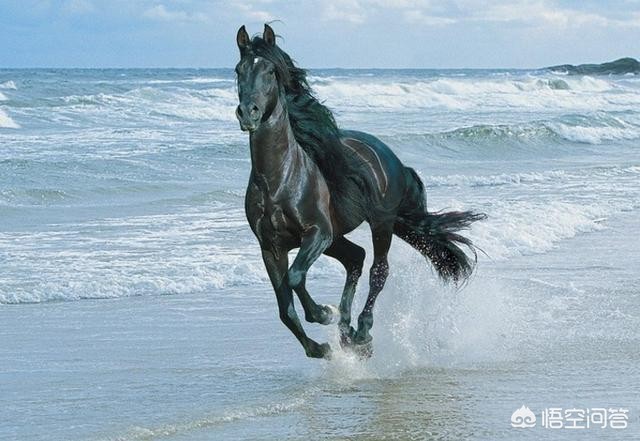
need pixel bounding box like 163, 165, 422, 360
338, 129, 406, 212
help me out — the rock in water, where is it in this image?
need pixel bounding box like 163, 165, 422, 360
547, 57, 640, 75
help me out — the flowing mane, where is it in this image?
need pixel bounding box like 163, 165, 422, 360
237, 25, 485, 360
250, 36, 366, 217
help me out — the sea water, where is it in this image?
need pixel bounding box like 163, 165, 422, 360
0, 68, 639, 440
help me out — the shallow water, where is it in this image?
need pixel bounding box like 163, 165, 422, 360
1, 68, 639, 440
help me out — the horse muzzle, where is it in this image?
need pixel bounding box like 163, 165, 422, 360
236, 104, 262, 132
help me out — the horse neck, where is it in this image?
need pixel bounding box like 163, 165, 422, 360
249, 95, 303, 185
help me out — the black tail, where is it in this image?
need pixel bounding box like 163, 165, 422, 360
394, 167, 486, 283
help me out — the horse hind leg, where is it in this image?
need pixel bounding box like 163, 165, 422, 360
353, 223, 393, 356
323, 237, 366, 346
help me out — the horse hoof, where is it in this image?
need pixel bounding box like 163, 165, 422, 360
306, 342, 332, 359
339, 324, 356, 348
353, 340, 373, 359
320, 304, 339, 325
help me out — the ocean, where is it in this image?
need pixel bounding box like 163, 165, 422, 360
0, 68, 639, 440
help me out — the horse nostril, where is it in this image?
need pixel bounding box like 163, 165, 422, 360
236, 105, 244, 118
250, 105, 259, 118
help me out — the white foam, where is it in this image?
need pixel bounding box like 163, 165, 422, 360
147, 77, 233, 85
427, 164, 640, 190
0, 210, 264, 304
547, 121, 640, 144
94, 392, 312, 441
0, 91, 7, 101
469, 200, 607, 260
426, 170, 570, 188
0, 80, 17, 89
0, 108, 19, 128
310, 74, 638, 113
323, 247, 519, 377
61, 87, 239, 122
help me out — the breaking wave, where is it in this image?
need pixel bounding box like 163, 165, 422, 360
0, 108, 19, 128
3, 162, 639, 304
58, 86, 238, 122
311, 74, 636, 112
0, 80, 17, 89
387, 112, 640, 147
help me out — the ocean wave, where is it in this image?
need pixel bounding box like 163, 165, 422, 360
23, 73, 640, 129
0, 80, 17, 89
59, 86, 238, 122
93, 391, 314, 441
0, 210, 273, 304
310, 75, 636, 112
146, 77, 234, 85
0, 108, 20, 128
546, 121, 640, 144
425, 169, 570, 188
451, 199, 607, 261
3, 165, 637, 305
424, 165, 640, 191
0, 91, 7, 101
0, 188, 73, 206
388, 113, 640, 147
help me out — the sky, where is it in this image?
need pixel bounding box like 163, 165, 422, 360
0, 0, 639, 68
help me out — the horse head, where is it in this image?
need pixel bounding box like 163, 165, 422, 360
235, 24, 280, 132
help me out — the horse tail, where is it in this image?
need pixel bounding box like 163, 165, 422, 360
393, 167, 486, 283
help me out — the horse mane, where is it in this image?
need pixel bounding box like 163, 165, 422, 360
251, 36, 366, 216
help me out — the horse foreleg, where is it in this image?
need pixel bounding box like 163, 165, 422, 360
288, 223, 336, 325
261, 248, 331, 359
293, 277, 338, 325
323, 237, 366, 347
287, 224, 333, 290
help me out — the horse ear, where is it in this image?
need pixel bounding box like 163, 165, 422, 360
263, 24, 276, 46
237, 25, 251, 54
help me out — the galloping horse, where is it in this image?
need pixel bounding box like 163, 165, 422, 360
235, 24, 485, 359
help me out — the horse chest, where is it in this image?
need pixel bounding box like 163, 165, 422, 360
246, 180, 297, 249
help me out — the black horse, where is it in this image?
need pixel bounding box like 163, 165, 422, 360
235, 24, 485, 359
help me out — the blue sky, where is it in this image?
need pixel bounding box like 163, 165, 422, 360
1, 0, 639, 68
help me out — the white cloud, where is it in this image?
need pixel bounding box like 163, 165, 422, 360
143, 4, 208, 23
62, 0, 94, 14
467, 1, 610, 28
322, 0, 366, 24
403, 9, 456, 26
233, 3, 275, 22
316, 0, 640, 29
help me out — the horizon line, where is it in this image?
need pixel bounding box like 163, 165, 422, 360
0, 65, 548, 70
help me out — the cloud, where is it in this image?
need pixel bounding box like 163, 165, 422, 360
467, 1, 608, 28
62, 0, 94, 14
316, 0, 640, 29
233, 2, 275, 22
403, 9, 457, 26
322, 0, 366, 24
143, 4, 208, 23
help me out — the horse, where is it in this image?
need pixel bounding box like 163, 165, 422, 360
234, 24, 486, 359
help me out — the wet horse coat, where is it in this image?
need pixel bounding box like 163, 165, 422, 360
235, 24, 485, 359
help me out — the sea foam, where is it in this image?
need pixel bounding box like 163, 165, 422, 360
0, 80, 17, 89
0, 108, 19, 128
310, 74, 637, 113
